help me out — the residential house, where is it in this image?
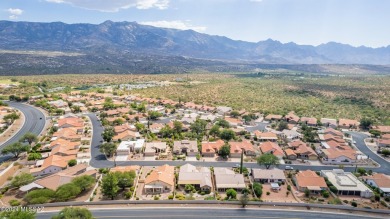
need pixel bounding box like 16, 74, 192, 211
338, 119, 359, 129
21, 164, 96, 192
178, 164, 212, 192
287, 140, 318, 160
362, 173, 390, 197
259, 141, 284, 158
229, 141, 256, 158
214, 167, 246, 192
293, 170, 327, 193
201, 140, 225, 157
264, 114, 283, 122
57, 117, 84, 130
321, 148, 358, 164
284, 149, 297, 160
116, 139, 145, 155
150, 123, 165, 134
52, 128, 82, 142
300, 117, 317, 126
252, 168, 286, 183
113, 130, 140, 141
321, 169, 373, 198
372, 126, 390, 134
378, 134, 390, 148
286, 111, 300, 124
282, 129, 302, 142
254, 131, 278, 142
216, 106, 232, 115
144, 165, 175, 194
224, 117, 243, 128
144, 142, 167, 157
173, 140, 198, 156
320, 118, 338, 128
30, 154, 76, 177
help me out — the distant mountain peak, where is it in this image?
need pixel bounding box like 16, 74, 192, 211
0, 20, 389, 65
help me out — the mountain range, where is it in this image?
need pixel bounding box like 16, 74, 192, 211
0, 20, 390, 75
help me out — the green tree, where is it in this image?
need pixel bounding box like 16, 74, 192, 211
357, 167, 366, 176
71, 105, 81, 113
100, 142, 117, 158
51, 207, 94, 219
148, 111, 163, 120
68, 159, 77, 167
230, 111, 240, 118
135, 123, 145, 132
190, 119, 207, 136
226, 188, 237, 199
360, 117, 373, 130
0, 207, 36, 219
28, 153, 42, 161
72, 175, 95, 192
216, 119, 230, 128
114, 171, 136, 191
209, 125, 221, 138
173, 121, 183, 134
257, 153, 280, 169
55, 183, 81, 202
369, 129, 381, 137
101, 126, 115, 142
184, 184, 195, 192
137, 103, 146, 113
160, 125, 173, 138
381, 149, 390, 157
1, 142, 29, 158
24, 189, 55, 204
304, 188, 310, 197
220, 129, 236, 141
19, 132, 38, 146
11, 172, 34, 188
218, 144, 230, 159
101, 173, 119, 200
277, 121, 288, 131
253, 182, 263, 197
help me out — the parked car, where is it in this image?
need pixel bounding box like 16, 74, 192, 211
285, 166, 294, 170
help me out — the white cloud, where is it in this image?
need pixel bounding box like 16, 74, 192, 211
140, 20, 207, 32
46, 0, 170, 12
7, 8, 23, 19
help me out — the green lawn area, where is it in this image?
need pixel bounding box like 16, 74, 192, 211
0, 79, 19, 85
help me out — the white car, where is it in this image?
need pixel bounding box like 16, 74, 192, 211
285, 166, 294, 170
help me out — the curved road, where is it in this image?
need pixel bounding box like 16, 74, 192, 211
0, 102, 46, 162
37, 207, 381, 219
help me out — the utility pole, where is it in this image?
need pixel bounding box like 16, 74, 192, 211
240, 150, 244, 174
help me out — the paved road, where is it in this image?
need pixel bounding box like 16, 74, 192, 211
36, 207, 381, 219
87, 113, 114, 168
348, 131, 390, 173
0, 102, 46, 162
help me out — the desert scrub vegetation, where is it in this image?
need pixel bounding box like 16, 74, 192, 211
133, 74, 390, 124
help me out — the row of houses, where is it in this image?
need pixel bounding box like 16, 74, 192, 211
265, 111, 360, 129
30, 115, 91, 177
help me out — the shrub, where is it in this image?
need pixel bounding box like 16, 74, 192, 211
343, 200, 349, 204
351, 201, 358, 207
226, 189, 237, 199
24, 189, 55, 204
287, 185, 291, 191
374, 194, 380, 202
329, 186, 338, 193
266, 192, 270, 196
9, 199, 20, 206
124, 191, 132, 199
168, 195, 174, 200
384, 197, 390, 202
68, 159, 77, 167
253, 182, 263, 197
321, 191, 330, 198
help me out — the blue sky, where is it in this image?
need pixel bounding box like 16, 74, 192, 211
1, 0, 389, 47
